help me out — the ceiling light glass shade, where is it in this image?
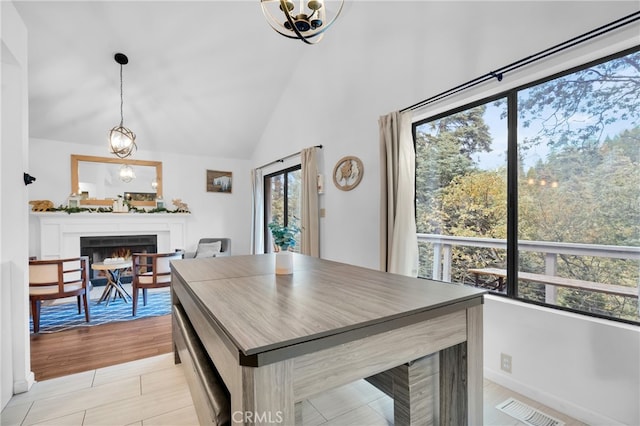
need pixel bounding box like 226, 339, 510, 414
119, 164, 136, 183
109, 125, 137, 159
260, 0, 344, 45
109, 53, 136, 158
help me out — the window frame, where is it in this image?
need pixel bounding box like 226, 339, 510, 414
413, 45, 640, 325
263, 164, 302, 253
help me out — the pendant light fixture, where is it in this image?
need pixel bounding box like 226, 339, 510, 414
108, 53, 137, 159
119, 164, 136, 183
260, 0, 344, 45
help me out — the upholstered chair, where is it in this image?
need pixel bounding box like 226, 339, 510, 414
184, 238, 231, 258
29, 257, 91, 333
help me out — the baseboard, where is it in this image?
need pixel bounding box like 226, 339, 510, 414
484, 368, 625, 426
13, 371, 35, 394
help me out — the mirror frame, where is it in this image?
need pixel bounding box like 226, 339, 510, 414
71, 154, 163, 207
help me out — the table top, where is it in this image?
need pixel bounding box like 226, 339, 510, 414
171, 253, 485, 357
91, 260, 132, 270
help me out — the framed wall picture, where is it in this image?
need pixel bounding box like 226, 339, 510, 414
207, 170, 232, 193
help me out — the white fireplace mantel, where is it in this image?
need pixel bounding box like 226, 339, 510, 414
30, 212, 189, 259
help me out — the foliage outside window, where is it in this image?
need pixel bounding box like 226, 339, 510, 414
264, 166, 302, 253
415, 48, 639, 324
416, 101, 508, 284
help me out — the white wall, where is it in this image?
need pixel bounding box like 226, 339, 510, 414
28, 138, 253, 257
252, 1, 640, 270
485, 296, 640, 426
250, 2, 640, 424
1, 0, 34, 409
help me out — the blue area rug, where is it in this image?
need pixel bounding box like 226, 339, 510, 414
31, 290, 171, 334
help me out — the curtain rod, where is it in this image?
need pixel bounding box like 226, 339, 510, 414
401, 11, 640, 113
256, 145, 323, 170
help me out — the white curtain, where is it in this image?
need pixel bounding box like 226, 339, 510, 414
379, 111, 419, 277
250, 168, 264, 254
301, 147, 320, 257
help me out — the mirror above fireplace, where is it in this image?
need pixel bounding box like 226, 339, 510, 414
71, 154, 163, 207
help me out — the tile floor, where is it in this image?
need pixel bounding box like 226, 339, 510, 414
1, 353, 586, 426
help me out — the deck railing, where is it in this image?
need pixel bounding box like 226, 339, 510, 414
417, 233, 640, 315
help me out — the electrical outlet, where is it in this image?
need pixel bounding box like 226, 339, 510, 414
501, 353, 512, 373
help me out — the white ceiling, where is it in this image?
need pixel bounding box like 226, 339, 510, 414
13, 1, 313, 159
12, 1, 640, 161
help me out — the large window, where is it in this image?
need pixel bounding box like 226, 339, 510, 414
416, 98, 508, 286
264, 166, 301, 253
415, 48, 639, 324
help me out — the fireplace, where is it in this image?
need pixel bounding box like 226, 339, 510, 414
80, 235, 157, 286
30, 212, 188, 262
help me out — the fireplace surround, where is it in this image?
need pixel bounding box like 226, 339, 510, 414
30, 212, 188, 261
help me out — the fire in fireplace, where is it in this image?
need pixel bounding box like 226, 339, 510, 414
80, 235, 158, 286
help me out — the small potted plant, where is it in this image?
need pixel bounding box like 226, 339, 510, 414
268, 221, 300, 275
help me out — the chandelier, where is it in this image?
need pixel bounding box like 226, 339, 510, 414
109, 53, 137, 159
260, 0, 344, 45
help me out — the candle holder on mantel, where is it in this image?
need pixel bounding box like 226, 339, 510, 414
267, 221, 300, 275
67, 193, 82, 209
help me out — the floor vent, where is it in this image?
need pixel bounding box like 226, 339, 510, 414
496, 397, 566, 426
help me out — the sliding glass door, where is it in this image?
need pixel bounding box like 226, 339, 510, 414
264, 166, 302, 253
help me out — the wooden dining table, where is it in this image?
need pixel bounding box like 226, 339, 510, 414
91, 259, 132, 306
171, 253, 485, 425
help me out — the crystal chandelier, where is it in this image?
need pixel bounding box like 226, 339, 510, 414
260, 0, 344, 45
109, 53, 137, 159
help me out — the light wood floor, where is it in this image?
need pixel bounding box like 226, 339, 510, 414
23, 314, 586, 425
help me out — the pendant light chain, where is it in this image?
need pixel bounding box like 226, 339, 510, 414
108, 52, 136, 159
119, 63, 124, 127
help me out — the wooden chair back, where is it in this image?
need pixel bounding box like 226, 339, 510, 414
28, 256, 91, 333
131, 251, 183, 315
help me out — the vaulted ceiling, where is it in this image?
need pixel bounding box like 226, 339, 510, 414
14, 1, 310, 159
13, 1, 640, 161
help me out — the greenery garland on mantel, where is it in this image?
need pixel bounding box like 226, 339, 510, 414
29, 197, 191, 214
47, 205, 190, 214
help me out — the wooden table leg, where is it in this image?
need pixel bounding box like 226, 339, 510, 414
97, 268, 132, 305
110, 269, 131, 302
239, 360, 294, 425
112, 279, 131, 302
440, 342, 467, 425
97, 285, 110, 304
365, 354, 439, 425
440, 304, 483, 425
97, 281, 115, 305
394, 354, 439, 426
466, 304, 483, 425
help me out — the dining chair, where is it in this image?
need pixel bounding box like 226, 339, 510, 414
28, 256, 91, 333
131, 251, 183, 316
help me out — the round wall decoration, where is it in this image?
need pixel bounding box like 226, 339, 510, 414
333, 156, 364, 191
